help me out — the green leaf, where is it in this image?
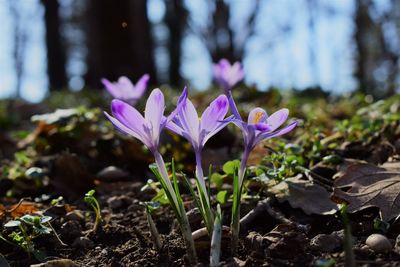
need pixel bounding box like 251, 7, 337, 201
143, 201, 160, 213
152, 189, 170, 205
32, 249, 47, 262
222, 160, 240, 175
216, 190, 228, 204
210, 173, 224, 190
322, 155, 342, 164
20, 214, 38, 225
85, 189, 95, 197
314, 259, 335, 267
255, 168, 265, 177
4, 220, 21, 227
0, 253, 11, 267
33, 225, 52, 235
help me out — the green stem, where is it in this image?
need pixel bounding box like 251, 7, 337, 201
145, 207, 162, 251
153, 151, 197, 263
340, 204, 355, 267
210, 205, 222, 267
231, 147, 250, 254
195, 150, 214, 234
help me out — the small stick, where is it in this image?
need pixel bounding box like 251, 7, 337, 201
210, 205, 222, 267
240, 197, 309, 233
192, 226, 230, 240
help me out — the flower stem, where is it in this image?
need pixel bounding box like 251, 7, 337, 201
231, 147, 250, 254
210, 205, 222, 267
153, 151, 197, 263
195, 150, 214, 234
154, 151, 179, 210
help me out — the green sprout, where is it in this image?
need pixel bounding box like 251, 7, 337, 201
339, 204, 355, 267
84, 189, 102, 232
142, 201, 162, 251
1, 214, 53, 261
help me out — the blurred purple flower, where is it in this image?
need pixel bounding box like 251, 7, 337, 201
213, 59, 244, 93
104, 87, 187, 153
101, 74, 150, 104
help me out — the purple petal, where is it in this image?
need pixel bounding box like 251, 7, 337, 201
165, 120, 185, 136
201, 116, 232, 147
253, 123, 271, 131
111, 99, 146, 136
200, 95, 229, 134
166, 86, 188, 124
217, 58, 231, 69
232, 118, 247, 132
176, 98, 200, 145
104, 111, 146, 144
101, 78, 121, 99
117, 76, 136, 100
267, 108, 289, 131
133, 74, 150, 99
145, 89, 165, 143
248, 107, 268, 125
255, 121, 298, 145
228, 92, 242, 120
228, 62, 244, 87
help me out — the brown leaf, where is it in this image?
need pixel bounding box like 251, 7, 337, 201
0, 202, 39, 219
333, 162, 400, 221
268, 175, 338, 215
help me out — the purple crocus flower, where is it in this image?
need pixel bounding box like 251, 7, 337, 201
166, 94, 231, 229
104, 88, 187, 208
166, 95, 231, 178
234, 107, 297, 185
231, 105, 297, 252
104, 87, 186, 154
213, 59, 244, 93
101, 74, 150, 104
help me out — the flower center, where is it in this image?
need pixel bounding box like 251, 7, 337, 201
252, 111, 265, 124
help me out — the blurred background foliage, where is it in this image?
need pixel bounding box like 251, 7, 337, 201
0, 0, 399, 102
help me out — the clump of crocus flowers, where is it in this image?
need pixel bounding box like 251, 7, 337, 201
103, 61, 297, 264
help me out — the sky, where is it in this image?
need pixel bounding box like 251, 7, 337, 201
0, 0, 372, 103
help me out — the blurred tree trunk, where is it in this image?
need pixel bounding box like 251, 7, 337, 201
85, 0, 156, 88
190, 0, 259, 64
41, 0, 67, 90
9, 0, 26, 98
165, 0, 187, 86
354, 0, 399, 97
211, 0, 236, 62
354, 0, 376, 95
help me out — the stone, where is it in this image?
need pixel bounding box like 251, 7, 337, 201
30, 259, 80, 267
310, 234, 341, 252
72, 236, 94, 249
365, 234, 392, 253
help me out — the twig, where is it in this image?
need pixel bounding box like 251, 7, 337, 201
192, 226, 230, 241
240, 197, 309, 233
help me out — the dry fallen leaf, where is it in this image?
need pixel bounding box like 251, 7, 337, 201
333, 162, 400, 221
269, 174, 338, 215
0, 202, 39, 219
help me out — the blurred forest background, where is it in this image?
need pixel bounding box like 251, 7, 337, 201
0, 0, 399, 102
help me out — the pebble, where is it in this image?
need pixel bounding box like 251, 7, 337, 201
65, 210, 85, 222
365, 234, 392, 253
394, 234, 400, 254
107, 195, 131, 211
72, 236, 94, 249
30, 259, 79, 267
97, 166, 129, 181
310, 234, 341, 252
60, 220, 82, 243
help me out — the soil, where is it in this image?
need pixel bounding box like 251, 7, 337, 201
1, 99, 400, 267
